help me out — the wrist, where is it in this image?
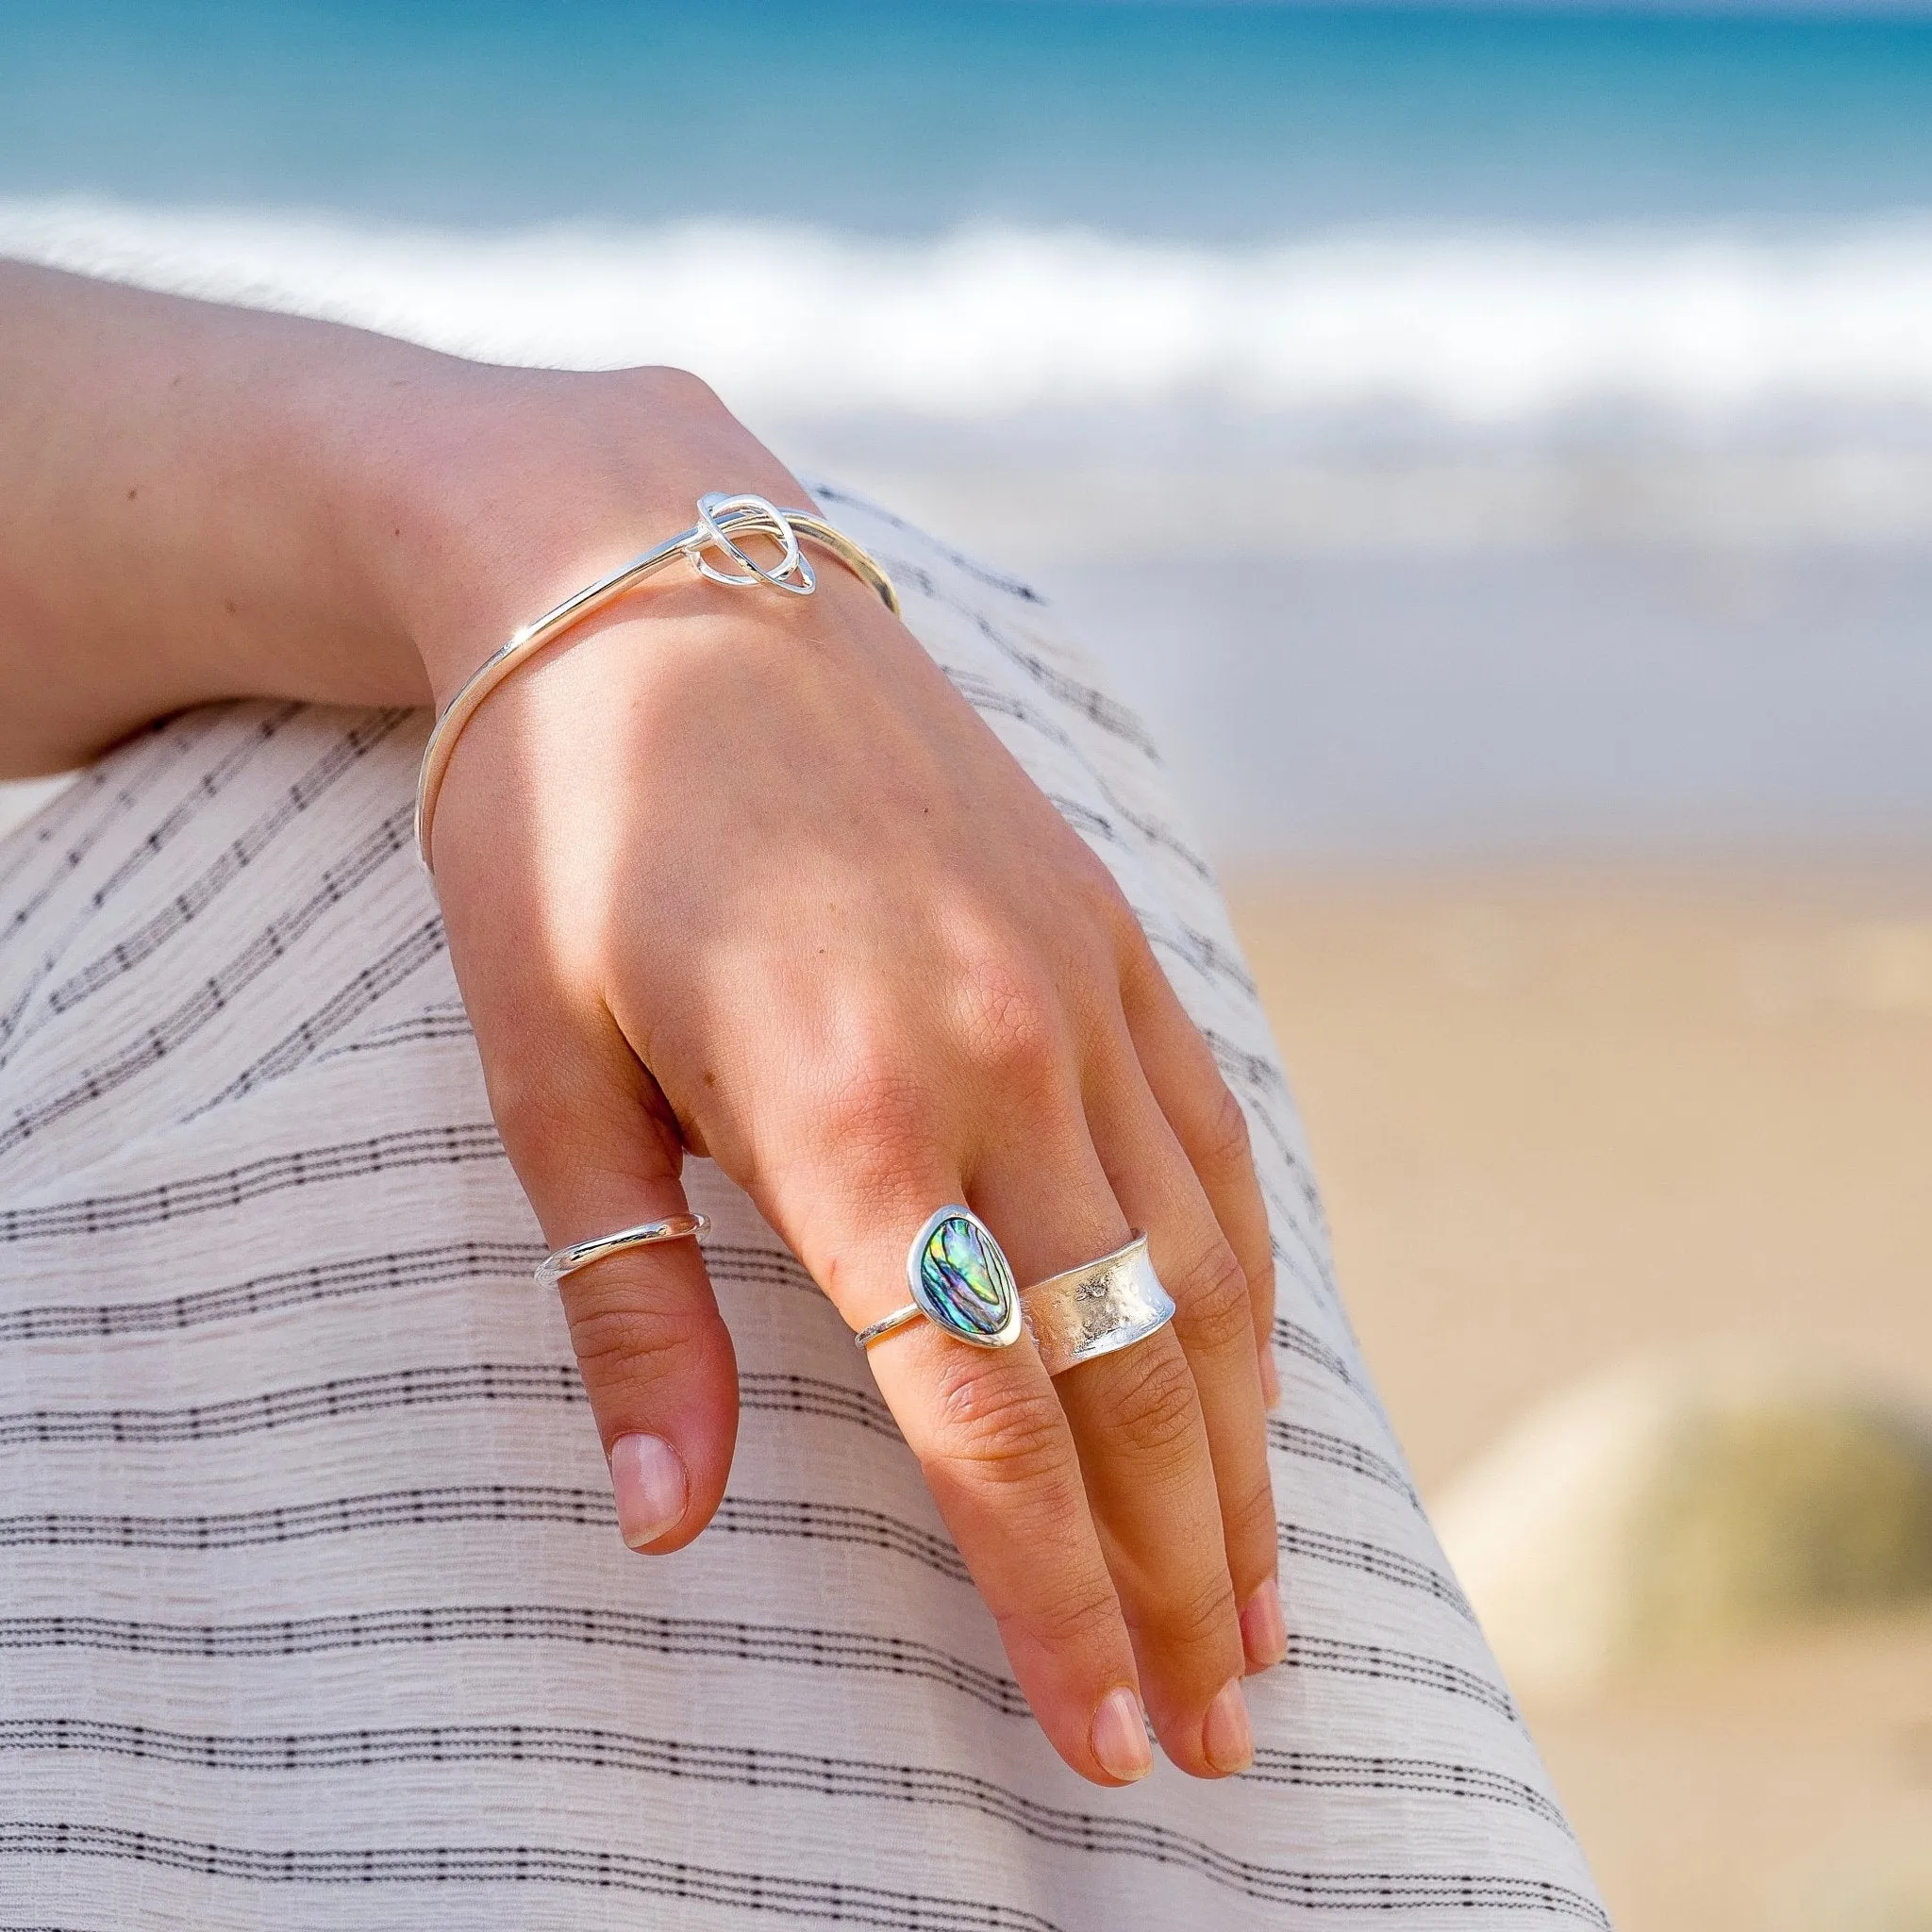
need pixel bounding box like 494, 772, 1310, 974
355, 361, 808, 712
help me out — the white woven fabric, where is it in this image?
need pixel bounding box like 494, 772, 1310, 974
0, 486, 1607, 1929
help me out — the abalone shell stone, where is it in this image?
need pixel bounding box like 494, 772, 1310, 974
914, 1213, 1019, 1344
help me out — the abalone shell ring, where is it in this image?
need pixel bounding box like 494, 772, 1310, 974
1021, 1231, 1177, 1376
535, 1213, 709, 1290
857, 1207, 1024, 1353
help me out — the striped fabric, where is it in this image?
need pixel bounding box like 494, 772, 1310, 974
0, 486, 1607, 1928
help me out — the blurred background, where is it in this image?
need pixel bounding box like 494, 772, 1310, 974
4, 1, 1931, 1922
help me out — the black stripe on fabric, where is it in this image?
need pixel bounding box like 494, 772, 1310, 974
0, 708, 302, 1067
41, 710, 411, 1018
1245, 1748, 1574, 1835
1041, 790, 1215, 890
0, 805, 417, 1159
1278, 1524, 1475, 1624
0, 1240, 533, 1341
0, 1719, 1581, 1883
0, 1381, 1417, 1527
0, 1124, 506, 1243
0, 714, 213, 953
0, 1487, 971, 1581
0, 1606, 1524, 1731
1288, 1634, 1521, 1726
1271, 1316, 1400, 1445
311, 1002, 473, 1064
1131, 909, 1259, 1001
1202, 1028, 1327, 1229
0, 1820, 1612, 1925
0, 1607, 1030, 1716
1274, 1318, 1375, 1405
743, 1370, 902, 1441
0, 1824, 1069, 1932
0, 1232, 827, 1337
704, 1241, 822, 1296
0, 1365, 585, 1446
192, 914, 448, 1112
0, 1366, 898, 1450
0, 751, 108, 899
887, 559, 1163, 762
807, 481, 1047, 608
1268, 1421, 1420, 1509
711, 1498, 968, 1581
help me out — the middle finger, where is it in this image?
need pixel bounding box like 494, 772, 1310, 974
972, 1143, 1252, 1778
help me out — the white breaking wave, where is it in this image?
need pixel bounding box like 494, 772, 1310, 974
6, 196, 1932, 428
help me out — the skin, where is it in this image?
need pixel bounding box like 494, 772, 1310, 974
0, 260, 1286, 1788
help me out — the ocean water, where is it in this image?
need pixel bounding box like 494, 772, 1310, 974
5, 1, 1931, 857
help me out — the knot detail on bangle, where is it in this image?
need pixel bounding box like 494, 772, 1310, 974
690, 493, 817, 598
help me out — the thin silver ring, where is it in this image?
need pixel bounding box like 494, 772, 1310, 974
535, 1213, 709, 1290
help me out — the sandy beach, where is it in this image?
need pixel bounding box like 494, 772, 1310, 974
1232, 866, 1932, 1931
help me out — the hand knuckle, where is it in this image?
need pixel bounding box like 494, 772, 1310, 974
1203, 1078, 1255, 1174
820, 1047, 926, 1174
1099, 1344, 1202, 1458
1148, 1566, 1240, 1655
958, 966, 1065, 1095
564, 1295, 710, 1387
1011, 1575, 1124, 1653
1071, 854, 1134, 934
484, 1061, 574, 1164
928, 1361, 1072, 1490
1174, 1236, 1254, 1351
1223, 1467, 1281, 1573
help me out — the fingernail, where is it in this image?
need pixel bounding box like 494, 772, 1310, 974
1258, 1349, 1281, 1410
608, 1433, 688, 1550
1241, 1581, 1288, 1673
1203, 1677, 1255, 1774
1091, 1686, 1153, 1784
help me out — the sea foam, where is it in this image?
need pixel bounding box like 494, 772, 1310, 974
6, 197, 1932, 432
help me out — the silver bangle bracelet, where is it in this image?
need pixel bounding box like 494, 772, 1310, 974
414, 492, 899, 873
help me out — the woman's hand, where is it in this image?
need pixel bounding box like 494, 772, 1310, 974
0, 264, 1280, 1789
412, 369, 1285, 1788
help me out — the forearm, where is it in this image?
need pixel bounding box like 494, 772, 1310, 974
0, 261, 799, 774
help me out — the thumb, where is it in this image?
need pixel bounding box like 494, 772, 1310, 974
487, 1022, 740, 1557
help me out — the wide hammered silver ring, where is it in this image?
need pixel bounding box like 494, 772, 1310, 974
1022, 1231, 1176, 1376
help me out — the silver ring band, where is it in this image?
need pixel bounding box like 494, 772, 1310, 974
853, 1303, 926, 1350
535, 1212, 709, 1290
1022, 1230, 1176, 1376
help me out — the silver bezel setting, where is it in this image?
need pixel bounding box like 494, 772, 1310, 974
906, 1205, 1024, 1350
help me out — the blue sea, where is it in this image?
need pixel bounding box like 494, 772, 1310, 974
5, 0, 1931, 858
